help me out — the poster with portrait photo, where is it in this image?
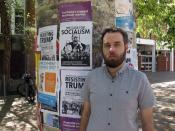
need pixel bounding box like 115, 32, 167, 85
115, 0, 133, 16
38, 25, 57, 61
59, 22, 92, 69
60, 70, 89, 118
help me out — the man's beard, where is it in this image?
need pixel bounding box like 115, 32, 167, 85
103, 50, 126, 68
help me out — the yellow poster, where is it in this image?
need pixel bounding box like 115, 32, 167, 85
35, 51, 41, 88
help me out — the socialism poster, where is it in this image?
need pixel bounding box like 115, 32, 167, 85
59, 1, 92, 69
60, 22, 92, 69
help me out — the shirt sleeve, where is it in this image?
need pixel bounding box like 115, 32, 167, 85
138, 74, 156, 110
83, 75, 90, 102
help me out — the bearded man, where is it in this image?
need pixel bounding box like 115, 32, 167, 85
79, 28, 155, 131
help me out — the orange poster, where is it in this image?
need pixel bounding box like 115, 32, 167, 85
45, 72, 56, 93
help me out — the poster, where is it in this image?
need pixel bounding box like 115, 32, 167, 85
42, 109, 60, 129
59, 1, 92, 22
60, 70, 89, 118
38, 25, 58, 61
115, 0, 133, 16
126, 47, 138, 70
115, 16, 134, 32
127, 31, 134, 46
60, 22, 92, 69
60, 117, 80, 131
38, 61, 59, 108
59, 1, 92, 69
41, 103, 58, 112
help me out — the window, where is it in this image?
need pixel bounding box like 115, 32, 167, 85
15, 9, 24, 34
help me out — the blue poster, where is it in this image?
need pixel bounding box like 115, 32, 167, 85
38, 92, 57, 108
115, 16, 134, 32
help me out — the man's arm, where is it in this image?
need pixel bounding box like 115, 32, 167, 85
140, 107, 155, 131
79, 101, 91, 131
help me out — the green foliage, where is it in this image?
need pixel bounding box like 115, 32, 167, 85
134, 0, 175, 48
24, 27, 35, 54
3, 0, 35, 52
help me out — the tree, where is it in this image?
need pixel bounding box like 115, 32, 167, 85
0, 0, 36, 86
24, 0, 36, 77
134, 0, 175, 48
0, 0, 11, 81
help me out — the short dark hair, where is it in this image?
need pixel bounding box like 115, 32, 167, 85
101, 28, 129, 45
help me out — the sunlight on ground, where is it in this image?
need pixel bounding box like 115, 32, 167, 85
0, 96, 37, 131
151, 81, 175, 131
152, 81, 175, 88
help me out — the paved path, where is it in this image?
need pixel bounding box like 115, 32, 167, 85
0, 72, 175, 131
145, 71, 175, 84
145, 72, 175, 131
0, 96, 37, 131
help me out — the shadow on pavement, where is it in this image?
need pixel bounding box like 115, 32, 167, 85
145, 71, 175, 84
0, 95, 37, 131
148, 72, 175, 131
0, 97, 14, 123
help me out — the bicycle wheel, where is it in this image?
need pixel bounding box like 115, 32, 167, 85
17, 83, 27, 96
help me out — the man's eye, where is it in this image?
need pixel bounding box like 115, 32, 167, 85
114, 44, 120, 47
114, 45, 118, 47
105, 45, 110, 48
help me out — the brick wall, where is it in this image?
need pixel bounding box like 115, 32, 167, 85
157, 55, 169, 71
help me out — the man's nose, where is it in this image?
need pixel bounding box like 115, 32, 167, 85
109, 46, 115, 52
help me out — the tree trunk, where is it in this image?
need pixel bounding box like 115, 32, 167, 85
0, 0, 11, 82
25, 0, 36, 77
26, 0, 35, 27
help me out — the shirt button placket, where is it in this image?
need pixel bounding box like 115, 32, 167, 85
110, 79, 114, 97
107, 80, 114, 130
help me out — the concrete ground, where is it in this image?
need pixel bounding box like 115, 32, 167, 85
0, 71, 175, 131
145, 72, 175, 131
0, 96, 37, 131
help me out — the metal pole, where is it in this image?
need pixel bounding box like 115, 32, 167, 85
3, 74, 6, 102
170, 48, 174, 72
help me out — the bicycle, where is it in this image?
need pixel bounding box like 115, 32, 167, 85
17, 73, 36, 103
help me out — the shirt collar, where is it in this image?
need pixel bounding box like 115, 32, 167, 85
103, 63, 128, 79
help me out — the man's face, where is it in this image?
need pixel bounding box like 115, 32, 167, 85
73, 36, 78, 42
102, 32, 128, 68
